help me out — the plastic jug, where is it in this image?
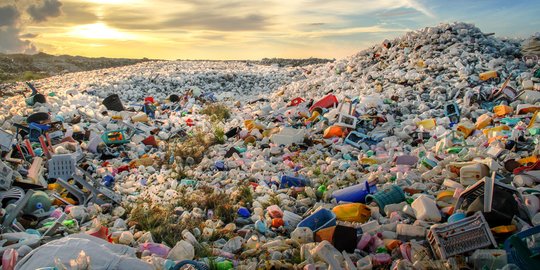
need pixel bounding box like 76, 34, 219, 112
365, 185, 405, 215
460, 163, 489, 185
332, 181, 376, 203
494, 105, 513, 117
266, 205, 283, 218
456, 119, 475, 138
411, 195, 441, 222
167, 240, 194, 261
332, 203, 371, 223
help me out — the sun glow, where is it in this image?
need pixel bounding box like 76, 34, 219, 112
67, 23, 136, 40
84, 0, 141, 4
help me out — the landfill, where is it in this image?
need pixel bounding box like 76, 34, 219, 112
1, 22, 540, 269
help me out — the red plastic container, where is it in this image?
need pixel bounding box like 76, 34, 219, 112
310, 94, 338, 112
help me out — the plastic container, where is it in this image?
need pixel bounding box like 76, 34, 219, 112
504, 225, 540, 269
2, 248, 17, 270
479, 71, 497, 81
297, 208, 336, 233
332, 181, 376, 203
102, 94, 124, 111
310, 94, 338, 112
416, 119, 436, 130
332, 203, 371, 223
411, 195, 441, 222
283, 210, 302, 227
475, 114, 492, 130
280, 175, 310, 188
267, 205, 283, 218
365, 185, 405, 215
323, 125, 344, 139
469, 249, 507, 270
427, 212, 496, 259
167, 240, 195, 261
456, 119, 475, 138
494, 105, 513, 117
459, 163, 489, 186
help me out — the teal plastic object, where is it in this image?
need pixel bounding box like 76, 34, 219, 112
504, 225, 540, 269
365, 185, 406, 215
101, 129, 132, 145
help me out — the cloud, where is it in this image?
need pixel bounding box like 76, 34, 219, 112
27, 0, 63, 23
0, 4, 37, 54
0, 5, 19, 27
163, 13, 268, 31
0, 26, 37, 54
20, 33, 39, 38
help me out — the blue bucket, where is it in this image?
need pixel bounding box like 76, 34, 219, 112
297, 208, 336, 232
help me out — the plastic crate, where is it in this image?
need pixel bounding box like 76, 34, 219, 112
427, 212, 496, 259
0, 129, 14, 151
47, 154, 76, 180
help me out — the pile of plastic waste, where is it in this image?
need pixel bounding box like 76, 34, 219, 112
1, 22, 540, 270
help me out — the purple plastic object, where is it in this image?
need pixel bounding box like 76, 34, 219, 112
140, 242, 171, 258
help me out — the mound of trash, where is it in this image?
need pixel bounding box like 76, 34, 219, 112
1, 22, 540, 270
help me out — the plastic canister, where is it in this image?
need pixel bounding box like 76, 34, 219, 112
469, 249, 507, 270
266, 205, 283, 218
283, 210, 302, 227
332, 181, 376, 203
167, 240, 194, 261
411, 195, 441, 222
493, 105, 513, 117
456, 119, 475, 138
332, 203, 371, 223
479, 71, 497, 81
365, 185, 405, 215
460, 163, 489, 186
475, 114, 492, 130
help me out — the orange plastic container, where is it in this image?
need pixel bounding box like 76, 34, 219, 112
479, 71, 497, 81
475, 114, 492, 129
244, 120, 265, 131
315, 226, 335, 242
323, 125, 344, 139
493, 105, 513, 117
332, 203, 371, 223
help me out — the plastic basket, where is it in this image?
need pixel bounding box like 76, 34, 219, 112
365, 185, 405, 215
47, 154, 76, 180
504, 225, 540, 270
101, 129, 132, 145
427, 212, 496, 259
102, 94, 124, 111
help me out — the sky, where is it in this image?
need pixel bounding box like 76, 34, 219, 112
0, 0, 539, 60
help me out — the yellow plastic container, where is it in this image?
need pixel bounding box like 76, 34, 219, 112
475, 114, 492, 130
305, 111, 320, 124
479, 70, 497, 81
332, 203, 371, 223
244, 120, 265, 131
416, 119, 436, 130
456, 119, 475, 138
494, 105, 513, 117
482, 125, 510, 137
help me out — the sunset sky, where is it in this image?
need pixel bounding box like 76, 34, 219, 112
1, 0, 539, 60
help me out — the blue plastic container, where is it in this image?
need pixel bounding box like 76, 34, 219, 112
297, 208, 336, 232
332, 181, 377, 203
280, 175, 310, 188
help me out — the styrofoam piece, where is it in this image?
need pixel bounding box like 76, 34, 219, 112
270, 127, 305, 145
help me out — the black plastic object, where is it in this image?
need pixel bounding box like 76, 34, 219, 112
332, 225, 358, 253
26, 112, 50, 124
32, 94, 47, 104
102, 94, 124, 111
225, 127, 240, 138
169, 94, 180, 103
